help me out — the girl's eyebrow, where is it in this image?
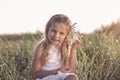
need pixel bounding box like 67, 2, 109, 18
51, 29, 56, 32
51, 28, 55, 30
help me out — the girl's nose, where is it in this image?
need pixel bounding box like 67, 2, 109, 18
55, 32, 60, 38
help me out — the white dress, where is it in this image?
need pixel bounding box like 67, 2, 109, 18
36, 45, 75, 80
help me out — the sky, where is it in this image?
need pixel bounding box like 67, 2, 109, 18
0, 0, 120, 34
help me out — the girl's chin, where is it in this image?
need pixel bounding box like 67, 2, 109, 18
53, 43, 60, 46
50, 39, 61, 46
52, 42, 61, 46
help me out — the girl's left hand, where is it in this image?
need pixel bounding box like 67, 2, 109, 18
72, 34, 82, 48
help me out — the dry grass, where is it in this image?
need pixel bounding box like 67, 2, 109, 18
0, 20, 120, 80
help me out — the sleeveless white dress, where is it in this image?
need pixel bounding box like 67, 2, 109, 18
36, 45, 74, 80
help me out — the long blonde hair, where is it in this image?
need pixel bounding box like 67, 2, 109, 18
40, 14, 72, 65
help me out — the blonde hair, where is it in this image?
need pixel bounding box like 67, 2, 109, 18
40, 14, 72, 65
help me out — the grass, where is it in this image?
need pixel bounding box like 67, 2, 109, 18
0, 30, 120, 80
76, 32, 120, 80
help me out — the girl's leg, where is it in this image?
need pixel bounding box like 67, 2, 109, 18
64, 75, 78, 80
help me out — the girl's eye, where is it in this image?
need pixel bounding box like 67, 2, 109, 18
60, 32, 64, 35
51, 30, 56, 33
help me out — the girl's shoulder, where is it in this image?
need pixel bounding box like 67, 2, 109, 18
33, 40, 45, 55
36, 40, 44, 47
35, 39, 46, 48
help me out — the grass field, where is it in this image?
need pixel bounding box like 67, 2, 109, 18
0, 25, 120, 80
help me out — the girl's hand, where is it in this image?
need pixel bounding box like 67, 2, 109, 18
59, 66, 71, 73
72, 34, 82, 48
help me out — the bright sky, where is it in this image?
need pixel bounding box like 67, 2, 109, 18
0, 0, 120, 34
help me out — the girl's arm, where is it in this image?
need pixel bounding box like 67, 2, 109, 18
32, 68, 59, 79
60, 35, 82, 73
60, 46, 77, 73
69, 35, 82, 72
31, 44, 59, 79
69, 46, 78, 72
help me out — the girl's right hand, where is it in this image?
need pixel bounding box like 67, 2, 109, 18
59, 66, 71, 73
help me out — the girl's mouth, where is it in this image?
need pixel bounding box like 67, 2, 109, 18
52, 38, 59, 42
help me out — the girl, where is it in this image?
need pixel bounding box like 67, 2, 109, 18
31, 14, 82, 80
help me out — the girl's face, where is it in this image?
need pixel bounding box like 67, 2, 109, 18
48, 23, 68, 46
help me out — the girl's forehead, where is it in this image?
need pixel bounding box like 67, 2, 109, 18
50, 23, 69, 30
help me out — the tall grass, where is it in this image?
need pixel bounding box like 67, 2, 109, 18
0, 31, 120, 80
76, 32, 120, 80
0, 31, 43, 80
0, 39, 33, 79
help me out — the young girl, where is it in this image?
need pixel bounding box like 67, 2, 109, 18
31, 14, 82, 80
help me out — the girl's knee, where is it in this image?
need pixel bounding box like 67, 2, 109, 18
64, 75, 78, 80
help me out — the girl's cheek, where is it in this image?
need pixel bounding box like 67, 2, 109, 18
50, 32, 54, 36
63, 37, 66, 42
